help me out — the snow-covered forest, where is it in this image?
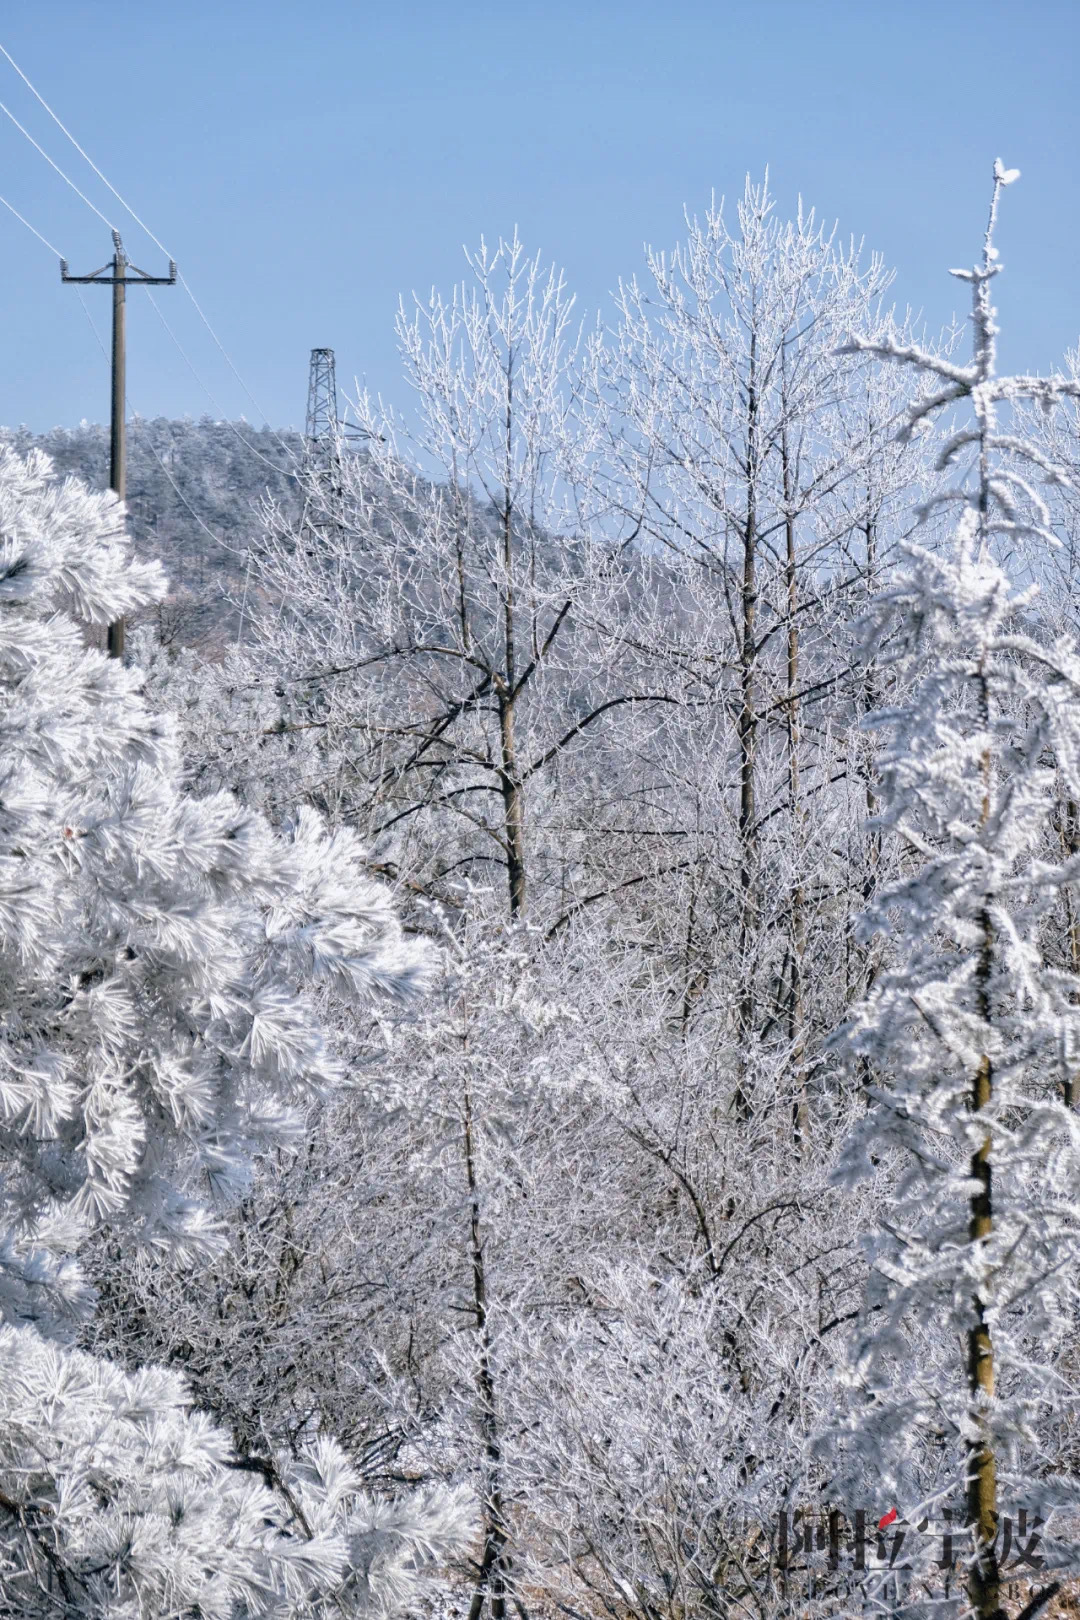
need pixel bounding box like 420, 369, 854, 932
8, 166, 1080, 1620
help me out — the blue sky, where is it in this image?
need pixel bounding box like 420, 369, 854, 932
0, 0, 1077, 436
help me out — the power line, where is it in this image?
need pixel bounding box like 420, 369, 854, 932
0, 40, 300, 470
0, 191, 61, 256
146, 291, 300, 479
0, 41, 167, 256
0, 39, 288, 653
176, 272, 294, 450
0, 98, 114, 229
136, 423, 240, 554
76, 287, 108, 359
63, 231, 178, 658
80, 286, 257, 649
76, 288, 235, 554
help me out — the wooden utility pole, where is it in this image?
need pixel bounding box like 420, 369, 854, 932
61, 230, 176, 658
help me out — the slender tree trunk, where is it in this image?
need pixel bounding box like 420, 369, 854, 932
735, 333, 760, 1118
462, 1070, 510, 1620
1061, 794, 1079, 1109
499, 360, 527, 921
498, 697, 527, 920
860, 520, 881, 929
680, 862, 699, 1040
854, 514, 883, 1105
967, 664, 999, 1620
967, 1049, 998, 1620
781, 425, 807, 1147
455, 480, 474, 653
851, 514, 884, 1006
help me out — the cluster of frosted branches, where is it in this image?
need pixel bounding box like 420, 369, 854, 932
829, 166, 1080, 1617
117, 192, 937, 1620
36, 166, 1080, 1620
0, 1324, 471, 1619
0, 445, 472, 1614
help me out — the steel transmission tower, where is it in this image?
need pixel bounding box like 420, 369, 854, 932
304, 347, 343, 537
305, 347, 339, 462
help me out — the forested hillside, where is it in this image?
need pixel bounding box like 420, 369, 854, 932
0, 416, 304, 644
7, 172, 1080, 1620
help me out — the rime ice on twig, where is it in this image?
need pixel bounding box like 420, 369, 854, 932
827, 166, 1080, 1620
0, 445, 470, 1617
838, 160, 1080, 553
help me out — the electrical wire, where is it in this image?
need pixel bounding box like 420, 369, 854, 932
0, 41, 165, 255
3, 37, 286, 651
0, 190, 61, 256
76, 288, 108, 360
175, 272, 293, 447
146, 291, 300, 479
139, 431, 240, 554
0, 39, 301, 471
76, 289, 232, 553
0, 98, 114, 229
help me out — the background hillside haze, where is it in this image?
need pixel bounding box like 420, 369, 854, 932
0, 0, 1078, 440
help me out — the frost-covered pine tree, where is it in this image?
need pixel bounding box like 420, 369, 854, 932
0, 445, 470, 1616
829, 165, 1080, 1620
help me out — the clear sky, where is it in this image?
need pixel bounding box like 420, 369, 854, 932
0, 0, 1077, 438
